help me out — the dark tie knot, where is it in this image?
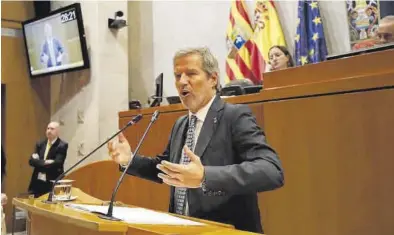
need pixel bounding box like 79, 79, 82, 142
189, 115, 197, 128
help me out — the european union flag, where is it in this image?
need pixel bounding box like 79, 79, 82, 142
295, 0, 328, 66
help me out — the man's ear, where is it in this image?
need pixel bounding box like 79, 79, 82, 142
210, 72, 219, 90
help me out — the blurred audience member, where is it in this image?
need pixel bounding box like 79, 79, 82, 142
353, 15, 394, 50
268, 46, 294, 71
376, 15, 394, 44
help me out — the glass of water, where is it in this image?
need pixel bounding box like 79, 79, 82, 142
52, 180, 74, 201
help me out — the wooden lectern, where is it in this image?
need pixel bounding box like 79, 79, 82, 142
13, 188, 256, 235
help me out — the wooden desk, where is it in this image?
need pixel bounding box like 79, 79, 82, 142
68, 49, 394, 235
13, 188, 248, 235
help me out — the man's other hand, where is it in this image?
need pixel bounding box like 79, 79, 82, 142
108, 132, 132, 166
157, 145, 204, 188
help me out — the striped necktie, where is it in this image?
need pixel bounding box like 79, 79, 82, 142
174, 115, 197, 215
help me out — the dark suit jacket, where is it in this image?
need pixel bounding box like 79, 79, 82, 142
124, 96, 284, 233
28, 138, 68, 196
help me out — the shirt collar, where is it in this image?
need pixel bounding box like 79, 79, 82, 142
48, 138, 58, 145
188, 95, 216, 123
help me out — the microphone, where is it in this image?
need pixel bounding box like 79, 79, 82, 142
43, 114, 143, 204
97, 110, 160, 221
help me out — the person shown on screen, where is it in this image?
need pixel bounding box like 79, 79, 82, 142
108, 47, 284, 233
28, 122, 68, 197
40, 23, 65, 68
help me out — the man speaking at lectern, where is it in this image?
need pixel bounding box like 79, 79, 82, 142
108, 47, 284, 233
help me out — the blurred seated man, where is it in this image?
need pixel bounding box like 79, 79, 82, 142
28, 122, 68, 197
353, 15, 394, 50
268, 45, 294, 71
376, 15, 394, 44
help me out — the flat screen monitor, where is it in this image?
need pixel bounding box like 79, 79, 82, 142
22, 3, 90, 78
166, 96, 181, 104
150, 73, 163, 107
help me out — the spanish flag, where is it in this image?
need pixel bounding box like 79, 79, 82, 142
250, 0, 286, 81
225, 0, 255, 84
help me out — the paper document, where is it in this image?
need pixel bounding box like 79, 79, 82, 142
37, 172, 46, 181
66, 204, 205, 226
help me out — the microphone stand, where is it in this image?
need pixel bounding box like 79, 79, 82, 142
98, 110, 160, 221
43, 114, 143, 204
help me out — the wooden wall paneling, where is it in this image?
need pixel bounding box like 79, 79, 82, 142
1, 36, 28, 84
261, 88, 394, 235
1, 1, 34, 23
1, 21, 22, 30
1, 28, 50, 232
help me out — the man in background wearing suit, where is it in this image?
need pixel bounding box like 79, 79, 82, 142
28, 122, 68, 197
108, 47, 284, 233
40, 23, 64, 68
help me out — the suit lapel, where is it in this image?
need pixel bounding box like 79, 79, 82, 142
47, 138, 59, 159
39, 141, 47, 160
194, 96, 225, 159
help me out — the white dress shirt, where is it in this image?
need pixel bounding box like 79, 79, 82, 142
47, 38, 56, 66
184, 95, 215, 215
49, 137, 58, 146
188, 95, 216, 151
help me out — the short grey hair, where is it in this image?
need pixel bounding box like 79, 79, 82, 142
48, 121, 60, 128
173, 47, 221, 92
